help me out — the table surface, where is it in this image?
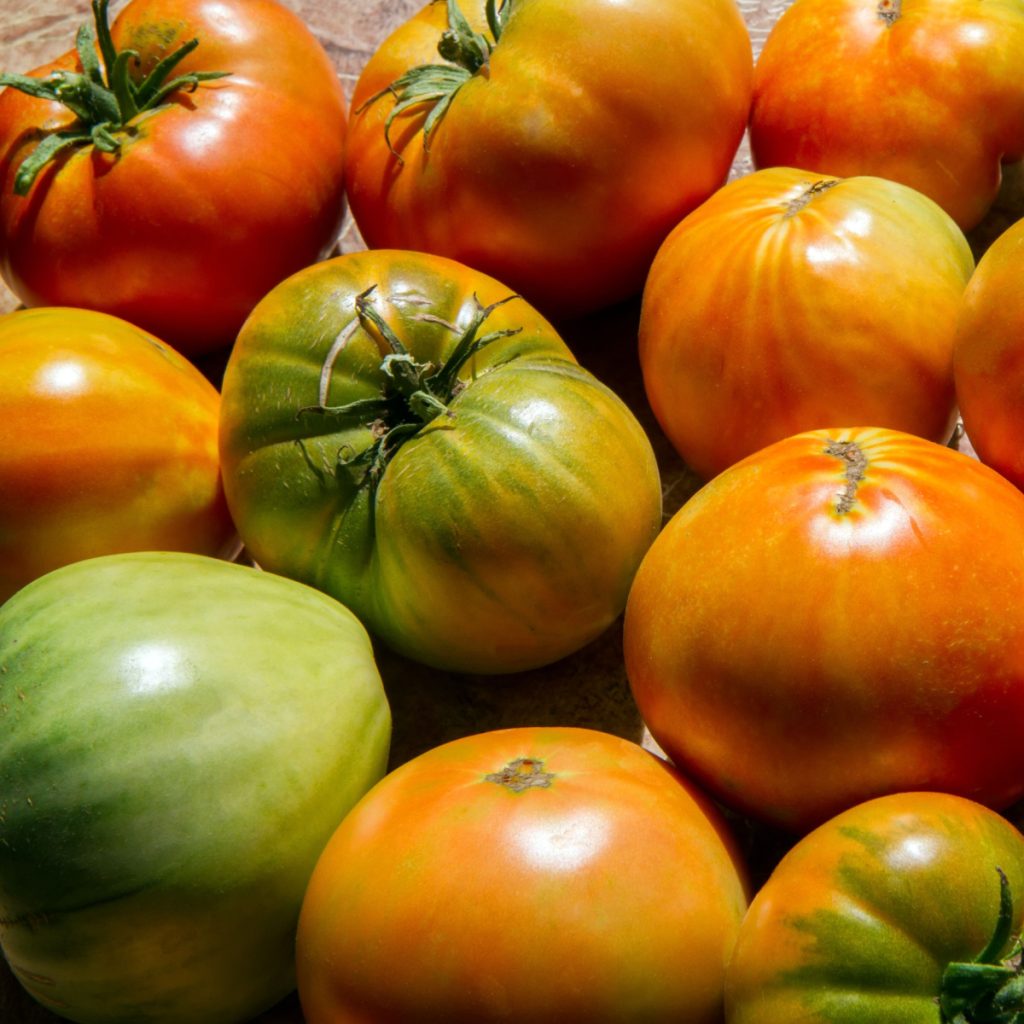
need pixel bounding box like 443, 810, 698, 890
1, 2, 1022, 1022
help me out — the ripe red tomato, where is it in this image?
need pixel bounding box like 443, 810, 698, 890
343, 0, 753, 318
624, 427, 1024, 833
0, 307, 234, 602
726, 792, 1024, 1023
0, 0, 347, 355
639, 168, 973, 480
219, 249, 662, 674
748, 0, 1024, 231
296, 727, 749, 1023
954, 218, 1024, 490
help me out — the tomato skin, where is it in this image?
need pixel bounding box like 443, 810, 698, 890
344, 0, 752, 318
725, 792, 1024, 1024
624, 427, 1024, 833
0, 552, 391, 1024
296, 726, 749, 1024
0, 0, 347, 355
219, 250, 662, 674
953, 219, 1024, 491
639, 169, 973, 481
749, 0, 1024, 232
0, 307, 234, 602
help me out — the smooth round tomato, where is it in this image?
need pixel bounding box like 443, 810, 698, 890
343, 0, 753, 319
624, 427, 1024, 833
749, 0, 1024, 232
954, 218, 1024, 490
296, 726, 749, 1024
639, 168, 973, 481
0, 552, 391, 1024
0, 0, 347, 355
219, 249, 662, 675
0, 306, 234, 603
726, 792, 1024, 1023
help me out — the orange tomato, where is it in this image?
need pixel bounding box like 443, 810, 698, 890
0, 307, 234, 601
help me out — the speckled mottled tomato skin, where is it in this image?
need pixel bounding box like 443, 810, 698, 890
297, 727, 749, 1024
0, 307, 233, 602
344, 0, 753, 318
726, 792, 1024, 1023
219, 250, 663, 674
954, 219, 1024, 490
624, 427, 1024, 833
639, 169, 973, 481
749, 0, 1024, 231
0, 0, 347, 355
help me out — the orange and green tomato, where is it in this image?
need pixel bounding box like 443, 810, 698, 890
344, 0, 753, 318
726, 792, 1024, 1023
297, 726, 749, 1024
624, 426, 1024, 832
0, 307, 234, 603
219, 249, 662, 674
954, 218, 1024, 491
749, 0, 1024, 231
640, 168, 972, 480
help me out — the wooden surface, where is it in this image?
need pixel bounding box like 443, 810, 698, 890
1, 1, 1023, 1022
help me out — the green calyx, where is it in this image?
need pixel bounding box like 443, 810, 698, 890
0, 0, 229, 194
940, 869, 1024, 1023
357, 0, 513, 158
298, 285, 521, 493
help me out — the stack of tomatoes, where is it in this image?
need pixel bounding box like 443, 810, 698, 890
2, 0, 1024, 1022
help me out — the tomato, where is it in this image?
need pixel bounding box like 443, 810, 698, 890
954, 218, 1024, 491
219, 249, 662, 674
0, 0, 347, 355
0, 306, 234, 603
343, 0, 753, 319
0, 552, 391, 1024
639, 168, 973, 481
725, 792, 1024, 1023
623, 427, 1024, 833
748, 0, 1024, 232
296, 726, 749, 1023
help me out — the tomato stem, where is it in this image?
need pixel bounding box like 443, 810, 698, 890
940, 869, 1024, 1023
298, 285, 522, 493
356, 0, 513, 159
0, 0, 229, 195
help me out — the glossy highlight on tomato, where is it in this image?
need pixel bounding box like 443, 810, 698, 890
624, 427, 1024, 832
297, 726, 749, 1024
726, 792, 1024, 1023
640, 168, 972, 480
0, 306, 234, 602
0, 0, 348, 354
344, 0, 753, 318
219, 249, 662, 674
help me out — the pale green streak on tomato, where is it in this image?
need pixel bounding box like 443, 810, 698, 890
726, 793, 1024, 1024
0, 552, 391, 1024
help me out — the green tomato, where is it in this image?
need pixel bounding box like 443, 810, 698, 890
219, 249, 662, 675
0, 552, 391, 1024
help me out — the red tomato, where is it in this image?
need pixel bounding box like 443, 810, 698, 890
624, 427, 1024, 833
954, 218, 1024, 490
0, 0, 347, 355
749, 0, 1024, 231
343, 0, 753, 318
726, 792, 1024, 1023
0, 307, 234, 601
296, 727, 749, 1023
639, 169, 973, 480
